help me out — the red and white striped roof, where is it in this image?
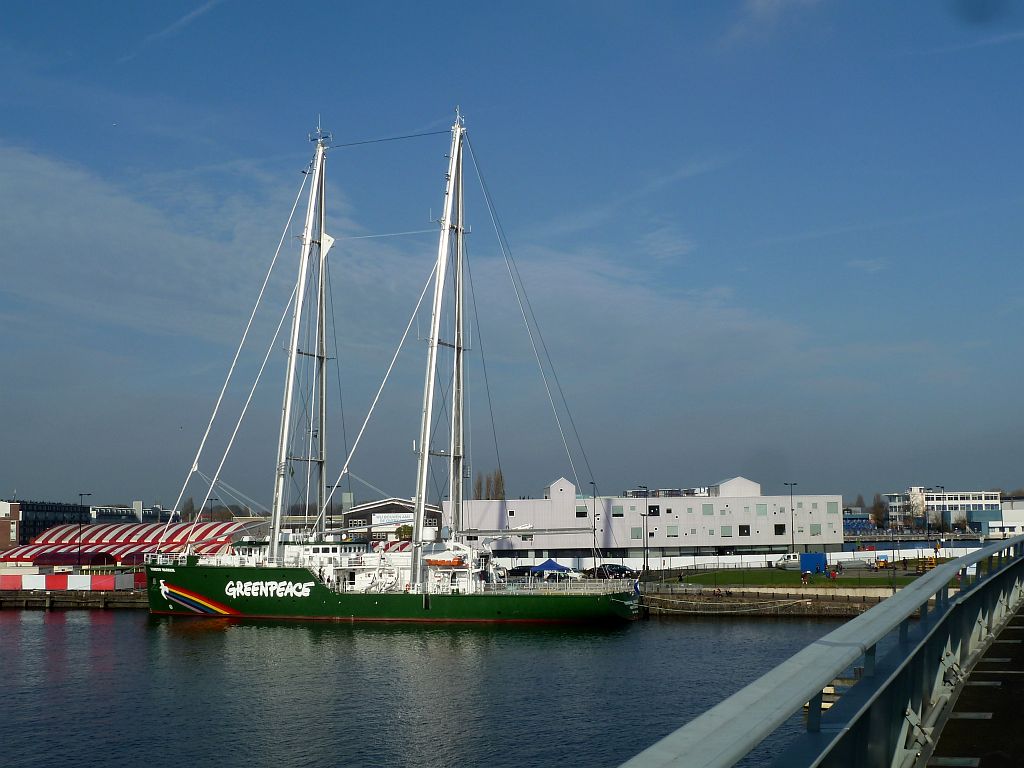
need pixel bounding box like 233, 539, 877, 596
373, 540, 412, 553
0, 521, 246, 565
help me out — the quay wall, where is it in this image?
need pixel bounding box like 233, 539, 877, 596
642, 586, 911, 618
0, 589, 148, 610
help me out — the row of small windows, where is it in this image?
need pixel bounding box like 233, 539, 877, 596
629, 522, 831, 539
601, 501, 839, 518
923, 494, 999, 502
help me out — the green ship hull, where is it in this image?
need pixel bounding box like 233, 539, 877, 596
146, 562, 639, 623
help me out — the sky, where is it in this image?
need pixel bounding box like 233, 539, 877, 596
1, 0, 1022, 511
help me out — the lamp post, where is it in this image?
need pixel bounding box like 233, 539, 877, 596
638, 485, 649, 574
935, 485, 945, 538
206, 496, 219, 523
589, 481, 598, 561
77, 492, 92, 568
784, 482, 797, 553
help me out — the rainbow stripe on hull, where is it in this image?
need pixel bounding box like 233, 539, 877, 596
159, 580, 240, 616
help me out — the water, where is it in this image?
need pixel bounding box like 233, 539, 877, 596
0, 611, 843, 767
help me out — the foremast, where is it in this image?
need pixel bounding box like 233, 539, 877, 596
269, 132, 334, 563
411, 114, 466, 590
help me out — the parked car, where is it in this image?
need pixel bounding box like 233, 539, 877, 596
506, 565, 533, 581
584, 564, 639, 580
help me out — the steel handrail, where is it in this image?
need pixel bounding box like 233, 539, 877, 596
620, 535, 1024, 768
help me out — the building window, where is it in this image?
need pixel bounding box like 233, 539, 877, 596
575, 505, 588, 518
775, 524, 786, 536
797, 502, 803, 509
508, 510, 515, 517
612, 505, 624, 518
810, 524, 822, 536
631, 527, 643, 540
812, 502, 818, 510
827, 501, 839, 514
756, 504, 767, 516
702, 504, 714, 516
690, 528, 697, 535
707, 528, 715, 536
739, 525, 750, 536
721, 526, 732, 537
648, 505, 660, 516
667, 525, 679, 538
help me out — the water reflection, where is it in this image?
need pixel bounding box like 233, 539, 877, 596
6, 612, 842, 768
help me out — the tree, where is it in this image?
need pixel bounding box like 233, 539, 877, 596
869, 494, 888, 529
183, 496, 195, 522
396, 525, 412, 541
854, 494, 866, 510
485, 473, 493, 500
493, 468, 506, 500
474, 472, 483, 501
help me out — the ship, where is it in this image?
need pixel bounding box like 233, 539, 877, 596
145, 113, 639, 624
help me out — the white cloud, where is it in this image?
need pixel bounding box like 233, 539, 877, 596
119, 0, 225, 63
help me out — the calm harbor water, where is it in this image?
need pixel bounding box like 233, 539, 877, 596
1, 610, 843, 767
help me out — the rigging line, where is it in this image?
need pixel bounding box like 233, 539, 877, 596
159, 159, 311, 552
465, 135, 585, 491
194, 471, 248, 515
314, 262, 439, 531
195, 470, 269, 514
346, 472, 392, 501
330, 129, 449, 148
186, 282, 300, 545
336, 228, 437, 241
464, 244, 504, 494
468, 136, 596, 488
325, 259, 352, 497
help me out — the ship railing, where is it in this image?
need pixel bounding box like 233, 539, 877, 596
483, 579, 633, 595
144, 553, 190, 566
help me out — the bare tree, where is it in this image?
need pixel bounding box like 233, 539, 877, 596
474, 472, 483, 501
494, 468, 506, 500
869, 493, 888, 529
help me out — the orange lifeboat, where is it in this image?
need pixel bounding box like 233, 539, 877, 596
425, 555, 465, 568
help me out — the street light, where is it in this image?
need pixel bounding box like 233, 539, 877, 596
638, 485, 649, 573
205, 496, 219, 523
77, 492, 92, 568
589, 481, 598, 560
327, 483, 345, 536
935, 485, 945, 537
784, 482, 798, 554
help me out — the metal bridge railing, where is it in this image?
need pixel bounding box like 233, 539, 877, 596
620, 536, 1024, 768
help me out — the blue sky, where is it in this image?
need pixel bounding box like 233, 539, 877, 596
1, 1, 1022, 509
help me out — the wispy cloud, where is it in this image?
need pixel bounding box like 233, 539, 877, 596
906, 29, 1024, 56
846, 258, 887, 273
724, 0, 823, 44
119, 0, 224, 63
539, 155, 730, 238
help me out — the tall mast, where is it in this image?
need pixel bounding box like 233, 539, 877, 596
448, 133, 465, 537
411, 114, 464, 588
269, 134, 332, 562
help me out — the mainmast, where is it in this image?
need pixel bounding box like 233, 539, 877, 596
411, 113, 465, 589
269, 132, 333, 563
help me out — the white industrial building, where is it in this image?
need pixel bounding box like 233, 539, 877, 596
884, 486, 1002, 532
455, 476, 843, 569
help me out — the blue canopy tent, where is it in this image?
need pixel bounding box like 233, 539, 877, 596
530, 558, 570, 574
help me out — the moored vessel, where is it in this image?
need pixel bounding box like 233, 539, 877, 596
145, 114, 638, 624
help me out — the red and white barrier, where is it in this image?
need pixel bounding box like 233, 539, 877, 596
0, 572, 142, 590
